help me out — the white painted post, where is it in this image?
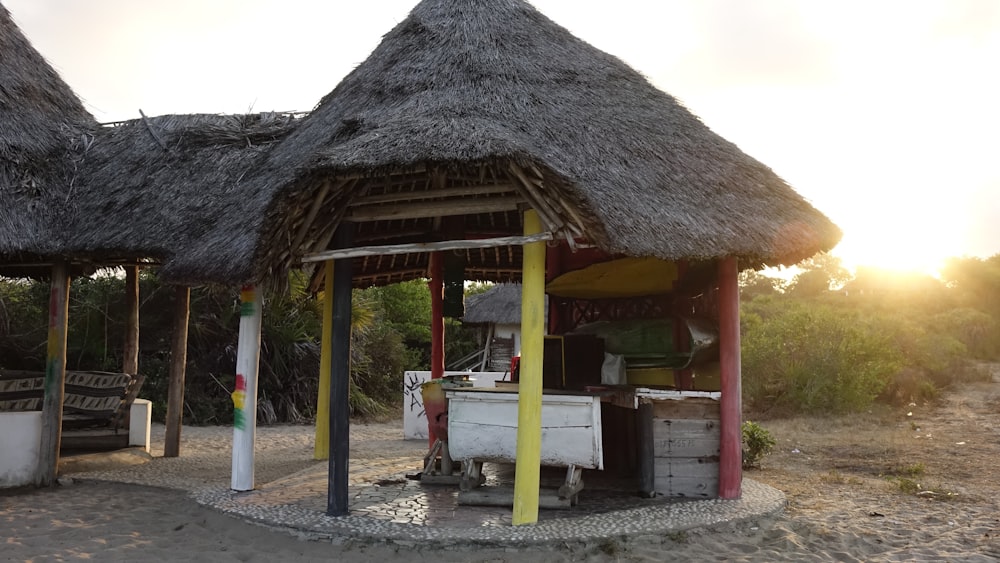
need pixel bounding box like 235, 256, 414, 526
231, 285, 262, 491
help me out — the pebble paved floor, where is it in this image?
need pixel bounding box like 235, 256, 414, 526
69, 423, 786, 549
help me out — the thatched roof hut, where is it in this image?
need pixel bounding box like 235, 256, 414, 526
4, 0, 840, 289
0, 5, 96, 269
69, 113, 298, 282
239, 0, 841, 287
463, 284, 527, 325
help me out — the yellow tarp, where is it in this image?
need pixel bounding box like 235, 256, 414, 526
546, 257, 678, 298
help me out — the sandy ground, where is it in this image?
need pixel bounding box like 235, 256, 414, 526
3, 364, 1000, 562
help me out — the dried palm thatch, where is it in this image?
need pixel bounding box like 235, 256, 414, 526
4, 0, 842, 288
0, 4, 96, 264
249, 0, 841, 287
69, 113, 298, 283
463, 283, 528, 325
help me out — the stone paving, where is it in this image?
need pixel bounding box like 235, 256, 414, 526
67, 421, 786, 549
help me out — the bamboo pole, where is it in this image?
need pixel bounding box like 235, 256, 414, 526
327, 228, 353, 516
513, 209, 545, 526
36, 261, 70, 487
718, 257, 743, 499
123, 266, 139, 376
163, 285, 190, 458
231, 285, 262, 491
314, 260, 334, 460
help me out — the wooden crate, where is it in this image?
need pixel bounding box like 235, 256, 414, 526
653, 457, 719, 498
649, 398, 720, 498
652, 418, 720, 458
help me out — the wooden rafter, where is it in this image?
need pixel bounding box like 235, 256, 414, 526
302, 232, 553, 263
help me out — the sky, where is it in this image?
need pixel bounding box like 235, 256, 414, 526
6, 0, 999, 275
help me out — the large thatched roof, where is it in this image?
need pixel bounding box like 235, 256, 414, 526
243, 0, 841, 287
2, 0, 841, 289
0, 4, 96, 264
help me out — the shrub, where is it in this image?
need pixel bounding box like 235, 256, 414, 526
741, 420, 776, 469
742, 300, 903, 416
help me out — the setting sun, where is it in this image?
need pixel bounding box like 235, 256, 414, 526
831, 185, 966, 277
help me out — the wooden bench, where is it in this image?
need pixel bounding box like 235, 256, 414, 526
0, 370, 145, 448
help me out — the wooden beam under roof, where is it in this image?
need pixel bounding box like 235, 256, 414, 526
302, 232, 553, 263
343, 196, 525, 222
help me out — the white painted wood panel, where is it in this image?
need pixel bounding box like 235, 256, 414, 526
446, 391, 604, 469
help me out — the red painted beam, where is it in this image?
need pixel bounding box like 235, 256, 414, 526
718, 256, 742, 499
428, 251, 445, 447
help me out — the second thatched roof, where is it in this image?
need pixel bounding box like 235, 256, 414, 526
463, 283, 528, 325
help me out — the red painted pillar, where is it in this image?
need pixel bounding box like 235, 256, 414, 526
429, 252, 445, 380
427, 252, 445, 447
718, 256, 742, 499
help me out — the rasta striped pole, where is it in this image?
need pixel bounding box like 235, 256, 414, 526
232, 285, 262, 491
36, 261, 70, 486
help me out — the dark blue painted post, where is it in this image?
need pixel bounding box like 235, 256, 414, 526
327, 226, 353, 516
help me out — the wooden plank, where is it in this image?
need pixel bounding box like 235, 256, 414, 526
458, 486, 573, 510
650, 397, 721, 420
345, 195, 523, 222
36, 261, 70, 486
654, 458, 719, 499
302, 232, 554, 263
652, 419, 720, 458
163, 286, 190, 458
350, 183, 518, 205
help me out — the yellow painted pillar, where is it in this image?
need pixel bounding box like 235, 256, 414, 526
513, 209, 545, 525
314, 260, 334, 460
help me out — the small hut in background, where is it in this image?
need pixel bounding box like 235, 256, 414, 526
461, 283, 549, 372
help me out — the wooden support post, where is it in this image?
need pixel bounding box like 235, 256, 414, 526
513, 209, 545, 526
123, 266, 139, 375
429, 252, 445, 379
546, 242, 563, 334
164, 285, 190, 458
428, 251, 445, 447
327, 227, 353, 516
636, 401, 655, 497
231, 285, 262, 491
314, 260, 334, 460
36, 261, 70, 486
718, 257, 742, 499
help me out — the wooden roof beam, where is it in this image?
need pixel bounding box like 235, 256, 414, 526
302, 232, 553, 263
343, 196, 525, 222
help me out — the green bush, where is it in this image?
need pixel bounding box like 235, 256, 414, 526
741, 420, 776, 469
742, 299, 903, 416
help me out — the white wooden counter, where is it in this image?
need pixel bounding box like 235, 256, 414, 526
445, 389, 604, 470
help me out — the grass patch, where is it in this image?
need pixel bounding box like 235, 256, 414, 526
820, 469, 862, 485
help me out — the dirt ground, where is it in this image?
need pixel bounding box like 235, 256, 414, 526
727, 361, 1000, 560
4, 364, 1000, 562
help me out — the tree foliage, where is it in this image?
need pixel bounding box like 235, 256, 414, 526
0, 271, 474, 424
741, 252, 997, 418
